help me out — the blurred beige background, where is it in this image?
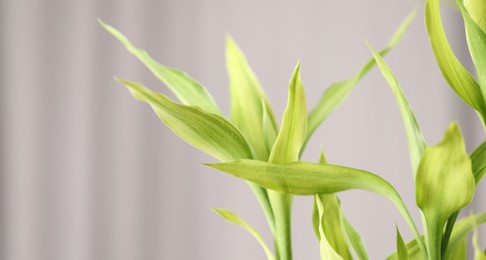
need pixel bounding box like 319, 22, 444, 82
1, 0, 485, 259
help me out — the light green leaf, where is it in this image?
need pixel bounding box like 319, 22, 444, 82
471, 140, 486, 184
368, 43, 426, 176
117, 79, 253, 161
313, 194, 352, 260
226, 36, 278, 161
448, 237, 467, 260
425, 0, 486, 117
305, 11, 416, 145
99, 19, 221, 115
342, 216, 369, 260
269, 61, 307, 164
267, 61, 307, 260
118, 79, 277, 233
213, 209, 275, 260
458, 0, 486, 107
315, 195, 344, 260
464, 0, 486, 32
386, 237, 425, 260
207, 159, 426, 256
312, 151, 367, 260
445, 211, 486, 259
416, 122, 475, 260
396, 226, 409, 260
474, 228, 486, 260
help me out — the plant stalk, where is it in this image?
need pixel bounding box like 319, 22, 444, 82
269, 191, 293, 260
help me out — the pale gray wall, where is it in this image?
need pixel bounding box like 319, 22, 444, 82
1, 0, 484, 259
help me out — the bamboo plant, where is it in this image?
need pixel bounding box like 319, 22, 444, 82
99, 0, 486, 258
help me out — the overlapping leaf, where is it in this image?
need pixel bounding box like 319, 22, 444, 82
118, 79, 253, 161
416, 123, 475, 260
313, 194, 352, 260
471, 140, 486, 184
312, 152, 353, 260
445, 211, 486, 259
266, 61, 307, 260
99, 19, 222, 115
425, 0, 486, 118
458, 0, 486, 105
207, 159, 426, 256
226, 36, 278, 161
315, 195, 344, 260
305, 11, 416, 145
118, 79, 276, 234
213, 209, 275, 260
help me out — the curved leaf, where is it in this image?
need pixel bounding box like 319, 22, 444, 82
464, 0, 486, 32
416, 123, 475, 260
445, 211, 486, 259
425, 0, 486, 117
315, 195, 344, 260
99, 19, 221, 115
368, 44, 426, 176
342, 216, 368, 260
473, 228, 486, 260
459, 0, 486, 98
471, 140, 486, 184
207, 159, 426, 256
118, 79, 276, 232
313, 194, 353, 259
305, 11, 416, 145
213, 209, 275, 260
117, 79, 253, 161
226, 36, 278, 161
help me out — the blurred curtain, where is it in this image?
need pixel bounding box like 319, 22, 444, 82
1, 0, 484, 259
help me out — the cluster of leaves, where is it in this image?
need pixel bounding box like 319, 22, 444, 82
99, 0, 486, 259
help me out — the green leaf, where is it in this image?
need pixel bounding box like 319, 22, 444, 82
471, 140, 486, 184
425, 0, 486, 117
118, 78, 277, 240
315, 195, 344, 260
342, 216, 369, 260
117, 79, 253, 161
98, 19, 222, 115
474, 228, 486, 260
416, 122, 475, 260
368, 43, 426, 176
269, 61, 307, 164
445, 211, 486, 259
305, 11, 416, 146
396, 226, 409, 260
313, 194, 352, 260
386, 237, 425, 260
213, 209, 275, 260
447, 237, 467, 260
464, 0, 486, 32
267, 61, 307, 260
226, 36, 278, 161
312, 151, 368, 260
207, 159, 426, 256
458, 0, 486, 108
